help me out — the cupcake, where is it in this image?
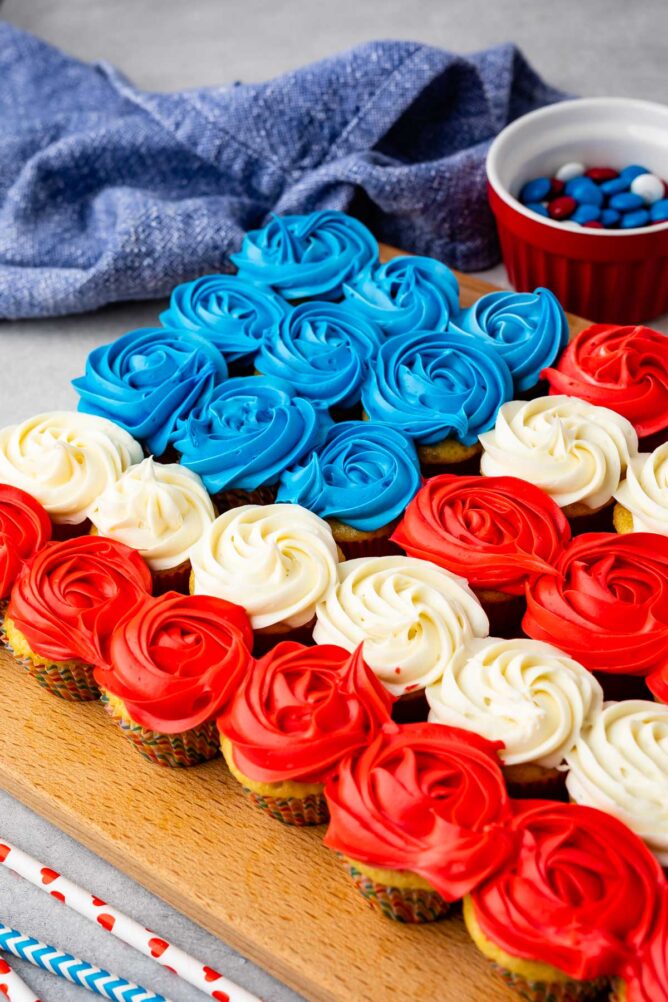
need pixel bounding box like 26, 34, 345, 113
230, 210, 378, 301
159, 273, 288, 371
614, 442, 668, 536
88, 457, 215, 593
361, 329, 513, 476
464, 801, 664, 1002
427, 637, 602, 796
479, 395, 638, 530
95, 592, 252, 768
343, 255, 459, 336
0, 485, 51, 628
565, 700, 668, 864
611, 888, 668, 1002
72, 327, 227, 457
172, 376, 328, 509
649, 664, 668, 704
543, 323, 668, 449
219, 642, 394, 826
4, 536, 151, 700
190, 503, 339, 648
453, 286, 569, 394
277, 421, 421, 558
324, 722, 515, 922
0, 412, 142, 538
391, 474, 570, 633
313, 555, 489, 703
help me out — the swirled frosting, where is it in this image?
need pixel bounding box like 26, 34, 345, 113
256, 301, 383, 409
427, 637, 602, 768
565, 700, 668, 864
615, 443, 668, 535
173, 376, 328, 494
324, 721, 515, 899
219, 642, 394, 784
159, 274, 287, 363
73, 327, 228, 455
95, 592, 252, 732
454, 287, 569, 392
0, 486, 52, 599
468, 800, 665, 981
313, 555, 489, 695
8, 536, 152, 664
543, 324, 668, 437
392, 474, 570, 595
362, 329, 513, 445
277, 421, 421, 531
620, 889, 668, 1002
343, 255, 459, 336
479, 395, 638, 509
88, 457, 215, 571
190, 503, 339, 630
231, 211, 378, 300
0, 412, 143, 525
523, 532, 668, 677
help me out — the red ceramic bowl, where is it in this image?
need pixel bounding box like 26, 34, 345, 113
486, 98, 668, 323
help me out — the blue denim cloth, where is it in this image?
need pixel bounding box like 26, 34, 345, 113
0, 24, 565, 319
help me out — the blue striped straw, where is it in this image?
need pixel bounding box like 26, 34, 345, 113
0, 925, 172, 1002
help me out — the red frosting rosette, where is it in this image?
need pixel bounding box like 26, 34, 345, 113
0, 485, 51, 599
219, 642, 394, 785
469, 800, 666, 982
618, 887, 668, 1002
523, 532, 668, 676
8, 536, 152, 664
324, 722, 515, 900
95, 592, 252, 733
542, 323, 668, 438
648, 666, 668, 704
391, 474, 570, 595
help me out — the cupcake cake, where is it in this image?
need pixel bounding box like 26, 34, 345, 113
95, 592, 252, 768
4, 536, 151, 700
611, 888, 668, 1002
88, 457, 215, 593
361, 329, 513, 475
0, 485, 51, 623
427, 637, 602, 796
173, 375, 327, 508
324, 722, 514, 922
614, 442, 668, 535
277, 421, 421, 558
219, 642, 393, 826
0, 412, 142, 538
565, 700, 668, 864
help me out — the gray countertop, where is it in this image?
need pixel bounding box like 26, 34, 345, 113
1, 1, 667, 1000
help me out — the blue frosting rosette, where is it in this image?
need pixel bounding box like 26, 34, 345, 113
453, 287, 569, 392
344, 255, 459, 336
277, 421, 421, 531
361, 329, 513, 445
256, 301, 383, 409
159, 274, 288, 364
173, 375, 329, 494
231, 210, 378, 300
72, 327, 227, 456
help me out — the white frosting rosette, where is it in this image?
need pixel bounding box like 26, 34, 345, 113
190, 503, 339, 631
427, 637, 602, 768
479, 395, 638, 510
88, 457, 215, 571
565, 700, 668, 864
0, 411, 142, 524
614, 442, 668, 535
313, 555, 488, 696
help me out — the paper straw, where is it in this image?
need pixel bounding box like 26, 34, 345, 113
0, 841, 261, 1002
0, 924, 170, 1002
0, 953, 41, 1002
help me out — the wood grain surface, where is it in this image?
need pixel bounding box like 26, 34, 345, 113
0, 264, 591, 1002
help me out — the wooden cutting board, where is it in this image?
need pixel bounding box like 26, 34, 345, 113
0, 260, 592, 1002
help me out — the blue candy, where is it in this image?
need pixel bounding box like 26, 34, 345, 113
650, 198, 668, 222
609, 192, 645, 212
600, 176, 631, 196
525, 201, 549, 217
565, 177, 604, 206
519, 177, 552, 203
620, 164, 649, 182
571, 204, 601, 224
620, 209, 650, 228
600, 209, 621, 227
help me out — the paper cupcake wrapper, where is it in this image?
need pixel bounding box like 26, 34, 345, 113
487, 961, 608, 1002
341, 859, 449, 923
152, 560, 191, 596
241, 787, 328, 826
335, 535, 402, 560
215, 484, 278, 511
100, 694, 219, 768
5, 643, 99, 702
502, 766, 565, 801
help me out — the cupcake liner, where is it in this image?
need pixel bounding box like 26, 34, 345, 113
252, 620, 315, 658
391, 688, 429, 724
503, 764, 566, 801
341, 859, 449, 923
6, 643, 99, 701
214, 484, 278, 511
100, 693, 219, 768
241, 787, 328, 826
486, 961, 607, 1002
152, 559, 192, 596
563, 501, 614, 536
0, 600, 8, 647
51, 518, 92, 542
331, 531, 402, 560
592, 672, 652, 703
475, 590, 526, 639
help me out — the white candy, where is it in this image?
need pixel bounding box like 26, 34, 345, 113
630, 172, 664, 204
555, 161, 585, 182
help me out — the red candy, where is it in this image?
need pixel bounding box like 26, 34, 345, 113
548, 196, 577, 220
583, 220, 604, 228
585, 167, 619, 182
549, 178, 565, 197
